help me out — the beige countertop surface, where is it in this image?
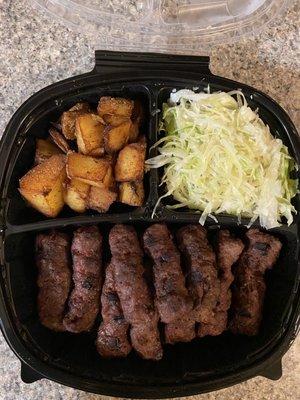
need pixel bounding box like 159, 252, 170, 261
0, 0, 299, 399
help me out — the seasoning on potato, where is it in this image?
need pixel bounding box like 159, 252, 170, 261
63, 178, 90, 213
19, 154, 66, 218
61, 102, 91, 140
119, 181, 144, 206
104, 120, 132, 153
88, 186, 117, 213
115, 142, 146, 182
97, 97, 134, 118
75, 114, 105, 156
66, 153, 111, 187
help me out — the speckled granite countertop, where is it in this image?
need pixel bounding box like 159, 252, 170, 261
0, 1, 299, 399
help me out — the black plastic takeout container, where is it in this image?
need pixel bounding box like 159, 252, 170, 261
0, 51, 300, 398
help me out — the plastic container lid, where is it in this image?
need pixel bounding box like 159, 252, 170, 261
32, 0, 290, 52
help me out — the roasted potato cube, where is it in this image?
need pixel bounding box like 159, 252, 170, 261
35, 139, 62, 165
19, 154, 66, 217
61, 111, 80, 140
19, 154, 66, 192
104, 120, 132, 153
61, 103, 91, 140
119, 181, 144, 206
63, 178, 90, 213
19, 178, 65, 218
49, 128, 70, 153
88, 186, 117, 213
115, 143, 145, 182
66, 152, 110, 187
75, 114, 105, 156
97, 97, 134, 118
102, 114, 129, 127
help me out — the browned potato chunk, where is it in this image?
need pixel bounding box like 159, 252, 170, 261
75, 114, 105, 156
63, 178, 90, 213
35, 139, 62, 165
97, 97, 133, 118
104, 120, 132, 153
61, 111, 80, 140
49, 128, 70, 153
115, 143, 145, 182
66, 152, 110, 187
19, 154, 66, 217
119, 181, 144, 206
102, 114, 129, 127
61, 103, 91, 140
88, 186, 117, 213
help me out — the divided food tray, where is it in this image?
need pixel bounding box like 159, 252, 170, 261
0, 51, 299, 398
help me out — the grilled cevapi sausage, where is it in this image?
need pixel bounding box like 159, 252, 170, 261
63, 226, 103, 333
197, 230, 244, 336
110, 224, 163, 360
36, 231, 71, 331
96, 263, 132, 358
144, 224, 194, 344
230, 229, 282, 336
176, 225, 220, 337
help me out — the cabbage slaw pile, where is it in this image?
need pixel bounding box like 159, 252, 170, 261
146, 89, 298, 229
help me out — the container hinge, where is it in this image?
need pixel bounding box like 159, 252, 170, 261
93, 50, 211, 76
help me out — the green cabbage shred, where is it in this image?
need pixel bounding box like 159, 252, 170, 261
146, 90, 298, 229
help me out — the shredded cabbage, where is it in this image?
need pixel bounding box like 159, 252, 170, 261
146, 90, 298, 229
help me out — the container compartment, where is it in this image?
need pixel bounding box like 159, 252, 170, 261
1, 221, 298, 394
152, 85, 300, 225
3, 84, 154, 226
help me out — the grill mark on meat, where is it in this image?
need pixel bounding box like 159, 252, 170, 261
110, 224, 163, 360
189, 270, 203, 284
229, 229, 282, 336
107, 292, 119, 303
35, 231, 71, 331
96, 263, 131, 358
199, 230, 244, 337
144, 224, 194, 344
63, 226, 102, 333
254, 242, 270, 252
176, 225, 220, 332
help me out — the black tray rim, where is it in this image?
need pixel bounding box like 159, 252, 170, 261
0, 51, 300, 397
